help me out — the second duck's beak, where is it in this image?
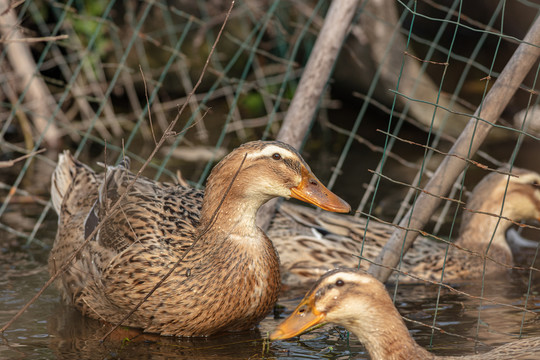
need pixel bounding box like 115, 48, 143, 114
270, 296, 325, 340
290, 166, 351, 213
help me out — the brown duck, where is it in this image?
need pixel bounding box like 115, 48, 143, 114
271, 268, 540, 359
269, 168, 540, 284
49, 141, 350, 336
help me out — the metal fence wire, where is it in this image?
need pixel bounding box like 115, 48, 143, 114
1, 0, 540, 356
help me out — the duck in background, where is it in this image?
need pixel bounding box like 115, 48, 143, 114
269, 167, 540, 284
271, 268, 540, 360
49, 141, 350, 336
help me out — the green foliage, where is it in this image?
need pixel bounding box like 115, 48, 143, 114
239, 92, 266, 117
69, 0, 111, 57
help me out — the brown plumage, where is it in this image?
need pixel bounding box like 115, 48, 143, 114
269, 168, 540, 284
271, 268, 540, 359
49, 141, 350, 336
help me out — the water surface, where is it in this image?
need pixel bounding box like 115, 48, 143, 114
1, 204, 539, 359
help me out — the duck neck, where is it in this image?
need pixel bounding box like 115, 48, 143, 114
198, 179, 269, 240
344, 306, 433, 360
456, 212, 513, 264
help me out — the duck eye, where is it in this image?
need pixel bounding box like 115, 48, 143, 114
272, 153, 282, 160
336, 279, 344, 287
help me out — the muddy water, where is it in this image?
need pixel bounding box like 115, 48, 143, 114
1, 204, 539, 359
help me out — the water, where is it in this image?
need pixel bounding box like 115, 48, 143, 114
1, 203, 539, 359
1, 139, 540, 359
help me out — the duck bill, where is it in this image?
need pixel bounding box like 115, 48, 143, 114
270, 297, 326, 340
290, 166, 351, 213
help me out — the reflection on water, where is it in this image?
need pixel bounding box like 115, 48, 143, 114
48, 306, 270, 359
1, 225, 539, 360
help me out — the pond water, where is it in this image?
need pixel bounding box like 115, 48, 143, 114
1, 201, 539, 360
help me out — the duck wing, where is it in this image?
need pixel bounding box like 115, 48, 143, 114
50, 152, 204, 312
85, 157, 203, 266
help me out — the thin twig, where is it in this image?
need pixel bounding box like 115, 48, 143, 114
103, 141, 109, 212
139, 65, 157, 145
0, 149, 46, 168
0, 34, 69, 43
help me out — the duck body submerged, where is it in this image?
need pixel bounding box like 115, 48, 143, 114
49, 141, 350, 336
270, 168, 540, 284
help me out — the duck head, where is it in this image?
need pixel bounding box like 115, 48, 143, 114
200, 141, 350, 227
271, 269, 435, 360
464, 168, 540, 223
271, 268, 385, 340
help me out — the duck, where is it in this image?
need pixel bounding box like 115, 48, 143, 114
271, 268, 540, 359
268, 168, 540, 285
48, 140, 351, 336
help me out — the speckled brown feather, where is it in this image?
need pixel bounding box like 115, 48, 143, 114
49, 141, 349, 336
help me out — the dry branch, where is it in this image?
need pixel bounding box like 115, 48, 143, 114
0, 149, 46, 168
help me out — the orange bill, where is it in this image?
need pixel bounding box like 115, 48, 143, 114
290, 166, 351, 213
270, 297, 326, 340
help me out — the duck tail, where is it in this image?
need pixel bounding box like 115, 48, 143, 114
51, 151, 76, 215
51, 151, 97, 215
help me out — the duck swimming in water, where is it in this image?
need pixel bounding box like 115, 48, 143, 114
269, 168, 540, 284
49, 140, 350, 336
271, 268, 540, 359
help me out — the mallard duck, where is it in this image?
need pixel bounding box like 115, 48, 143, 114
271, 268, 540, 359
48, 140, 350, 336
269, 168, 540, 284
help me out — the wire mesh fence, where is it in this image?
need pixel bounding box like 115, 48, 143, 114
1, 0, 540, 357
